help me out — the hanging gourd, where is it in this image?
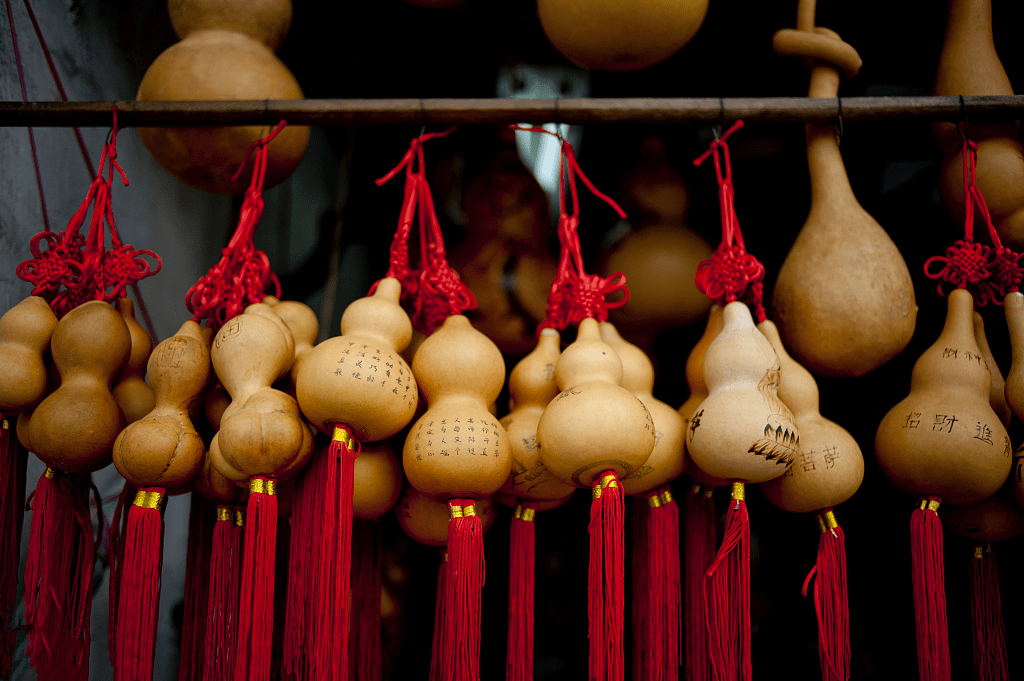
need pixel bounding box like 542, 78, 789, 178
395, 486, 497, 547
771, 1, 917, 377
1004, 292, 1024, 432
111, 297, 156, 425
973, 311, 1011, 428
758, 320, 863, 681
265, 297, 319, 393
933, 0, 1024, 250
137, 0, 307, 194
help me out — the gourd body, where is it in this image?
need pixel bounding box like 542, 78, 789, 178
194, 454, 246, 504
1003, 291, 1024, 422
974, 311, 1010, 427
169, 0, 292, 51
686, 302, 798, 483
113, 320, 210, 491
876, 289, 1011, 505
499, 329, 575, 501
678, 306, 730, 487
941, 491, 1024, 542
403, 315, 510, 499
111, 298, 156, 425
758, 320, 863, 513
353, 440, 403, 520
297, 279, 418, 442
395, 486, 495, 547
536, 317, 655, 488
18, 300, 131, 472
269, 299, 318, 393
0, 296, 57, 414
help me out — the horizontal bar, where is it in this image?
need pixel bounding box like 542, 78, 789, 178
0, 96, 1022, 127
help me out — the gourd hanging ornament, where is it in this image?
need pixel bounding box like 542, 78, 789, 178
520, 127, 653, 681
686, 121, 798, 681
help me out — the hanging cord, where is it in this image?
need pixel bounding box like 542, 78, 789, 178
185, 121, 287, 330
692, 120, 767, 322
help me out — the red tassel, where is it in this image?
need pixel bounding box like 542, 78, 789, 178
179, 493, 216, 681
235, 476, 278, 681
0, 416, 27, 680
704, 481, 750, 681
683, 483, 716, 681
910, 496, 950, 681
645, 488, 680, 681
507, 501, 537, 681
107, 483, 134, 669
969, 543, 1008, 681
349, 518, 382, 681
443, 498, 484, 681
115, 487, 166, 681
589, 471, 624, 681
283, 440, 318, 678
205, 505, 243, 681
801, 509, 850, 681
430, 550, 448, 681
23, 468, 96, 681
631, 496, 650, 681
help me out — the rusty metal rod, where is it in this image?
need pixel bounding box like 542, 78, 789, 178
0, 96, 1022, 127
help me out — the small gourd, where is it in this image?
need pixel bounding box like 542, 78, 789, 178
111, 298, 156, 425
17, 300, 131, 473
353, 440, 403, 520
0, 296, 57, 415
974, 312, 1010, 428
876, 289, 1012, 505
403, 315, 510, 499
600, 321, 688, 495
678, 306, 730, 487
758, 320, 863, 513
269, 299, 318, 392
1003, 291, 1024, 422
941, 490, 1024, 543
395, 486, 496, 547
499, 328, 576, 502
536, 317, 655, 488
112, 320, 210, 492
686, 302, 798, 483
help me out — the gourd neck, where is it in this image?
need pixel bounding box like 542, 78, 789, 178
805, 66, 854, 213
1006, 293, 1024, 358
944, 0, 993, 47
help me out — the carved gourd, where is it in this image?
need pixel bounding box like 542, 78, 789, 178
1004, 291, 1024, 422
499, 328, 575, 502
876, 289, 1011, 505
395, 486, 496, 547
403, 315, 510, 499
0, 296, 57, 415
974, 312, 1010, 428
17, 300, 131, 473
758, 320, 863, 513
686, 302, 798, 483
771, 25, 917, 378
209, 303, 313, 484
112, 298, 156, 425
933, 0, 1024, 250
113, 320, 210, 492
536, 317, 655, 488
600, 321, 688, 495
678, 306, 730, 487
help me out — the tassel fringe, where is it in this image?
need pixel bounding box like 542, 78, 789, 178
589, 471, 624, 681
205, 505, 243, 681
683, 483, 716, 681
443, 498, 484, 681
430, 551, 448, 681
234, 477, 278, 681
350, 518, 382, 681
178, 493, 215, 681
703, 481, 750, 681
910, 496, 950, 681
801, 509, 850, 681
969, 543, 1008, 681
0, 417, 27, 680
507, 501, 537, 681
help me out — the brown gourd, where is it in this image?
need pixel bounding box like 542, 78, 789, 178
933, 0, 1024, 250
111, 298, 156, 425
0, 296, 58, 416
395, 486, 496, 547
876, 289, 1011, 506
678, 306, 731, 487
267, 299, 318, 393
974, 311, 1010, 428
941, 491, 1024, 543
352, 440, 404, 520
1003, 291, 1024, 422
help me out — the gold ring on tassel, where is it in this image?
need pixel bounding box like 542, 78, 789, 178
659, 489, 673, 505
250, 477, 277, 495
647, 492, 663, 509
731, 481, 745, 502
216, 506, 232, 522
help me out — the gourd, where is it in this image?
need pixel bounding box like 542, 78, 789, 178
111, 298, 156, 425
974, 311, 1010, 428
395, 486, 495, 547
941, 491, 1024, 543
137, 0, 308, 195
268, 299, 318, 393
933, 0, 1024, 250
1003, 291, 1024, 422
678, 306, 730, 487
352, 440, 403, 520
499, 328, 576, 502
0, 296, 58, 416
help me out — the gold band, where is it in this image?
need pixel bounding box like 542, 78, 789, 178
449, 505, 464, 519
647, 493, 662, 509
660, 489, 673, 505
974, 544, 985, 559
918, 497, 941, 513
464, 504, 476, 517
249, 478, 277, 495
44, 468, 56, 479
690, 482, 702, 496
599, 472, 619, 490
731, 481, 745, 501
520, 507, 535, 522
592, 486, 602, 500
1, 418, 8, 430
821, 509, 838, 530
216, 506, 231, 522
332, 426, 357, 451
235, 509, 244, 527
133, 489, 166, 511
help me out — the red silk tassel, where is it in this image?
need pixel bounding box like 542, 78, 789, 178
969, 543, 1008, 681
631, 497, 650, 681
589, 471, 624, 681
205, 505, 243, 681
647, 488, 681, 681
349, 518, 382, 681
283, 438, 320, 678
430, 551, 448, 681
115, 488, 166, 681
801, 510, 850, 681
0, 417, 27, 680
507, 502, 537, 681
910, 496, 950, 681
179, 493, 216, 681
704, 481, 750, 681
442, 499, 484, 681
108, 483, 134, 669
683, 483, 716, 681
23, 468, 96, 681
235, 477, 278, 681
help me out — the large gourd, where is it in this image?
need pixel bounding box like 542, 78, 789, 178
0, 296, 57, 416
678, 306, 730, 488
933, 0, 1024, 250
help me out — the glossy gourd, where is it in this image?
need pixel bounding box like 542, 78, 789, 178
395, 486, 495, 547
499, 328, 576, 502
876, 289, 1011, 505
1003, 291, 1024, 422
402, 315, 510, 499
974, 311, 1010, 428
536, 317, 655, 488
268, 298, 319, 393
686, 302, 798, 483
111, 298, 156, 425
353, 440, 404, 520
758, 320, 863, 513
194, 454, 246, 504
0, 296, 57, 415
678, 306, 730, 488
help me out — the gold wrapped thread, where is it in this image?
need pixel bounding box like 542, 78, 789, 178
821, 509, 838, 531
599, 472, 619, 490
690, 482, 702, 496
513, 504, 523, 520
464, 504, 477, 518
647, 493, 663, 509
660, 489, 673, 506
449, 505, 465, 520
520, 507, 536, 523
133, 489, 166, 511
249, 478, 277, 496
974, 544, 985, 559
235, 510, 245, 527
1, 418, 9, 430
133, 490, 149, 507
44, 467, 56, 480
216, 506, 232, 522
332, 426, 357, 450
731, 481, 745, 502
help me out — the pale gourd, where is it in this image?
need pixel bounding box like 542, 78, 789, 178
0, 296, 57, 415
932, 0, 1024, 250
974, 311, 1010, 428
17, 300, 131, 473
758, 320, 863, 513
499, 328, 576, 502
353, 440, 404, 520
686, 302, 798, 484
771, 25, 916, 378
1003, 291, 1024, 422
600, 321, 688, 495
402, 315, 510, 499
678, 306, 730, 488
536, 317, 655, 488
876, 289, 1011, 505
111, 298, 156, 425
395, 486, 496, 547
113, 320, 210, 492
